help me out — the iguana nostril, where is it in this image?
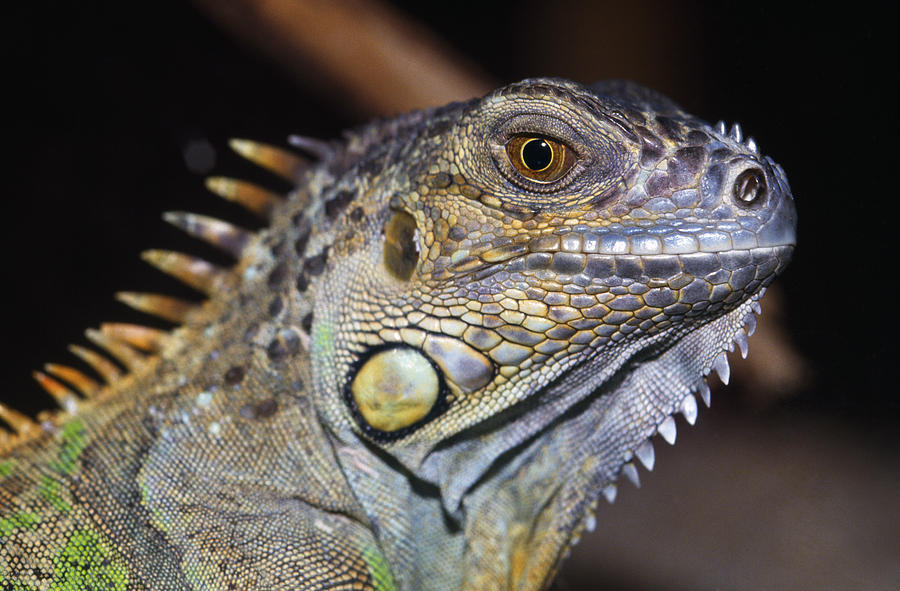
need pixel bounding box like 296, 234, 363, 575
733, 168, 767, 206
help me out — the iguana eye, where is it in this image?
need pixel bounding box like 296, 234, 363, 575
506, 135, 575, 183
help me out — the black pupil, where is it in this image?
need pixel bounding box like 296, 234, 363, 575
522, 138, 553, 171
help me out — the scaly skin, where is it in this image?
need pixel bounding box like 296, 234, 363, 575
0, 78, 795, 590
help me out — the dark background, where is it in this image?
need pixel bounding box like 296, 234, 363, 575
3, 2, 895, 590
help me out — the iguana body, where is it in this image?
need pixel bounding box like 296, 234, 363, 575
0, 79, 796, 590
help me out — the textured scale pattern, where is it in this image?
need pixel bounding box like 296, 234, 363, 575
0, 78, 795, 590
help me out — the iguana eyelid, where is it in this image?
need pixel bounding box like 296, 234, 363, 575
488, 112, 620, 193
490, 113, 587, 155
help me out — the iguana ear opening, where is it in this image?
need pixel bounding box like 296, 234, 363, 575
382, 209, 420, 281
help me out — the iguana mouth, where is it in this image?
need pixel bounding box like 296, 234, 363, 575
452, 235, 796, 289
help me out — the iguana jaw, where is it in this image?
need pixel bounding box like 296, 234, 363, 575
460, 287, 776, 589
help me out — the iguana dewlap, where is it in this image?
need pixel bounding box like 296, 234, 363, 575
1, 78, 796, 590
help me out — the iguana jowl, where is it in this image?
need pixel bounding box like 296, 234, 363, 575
1, 78, 796, 590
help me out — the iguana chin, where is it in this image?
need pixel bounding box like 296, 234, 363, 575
0, 78, 796, 590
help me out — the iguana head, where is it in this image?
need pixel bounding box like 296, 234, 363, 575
308, 78, 796, 587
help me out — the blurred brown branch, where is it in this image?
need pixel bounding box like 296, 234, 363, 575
192, 0, 493, 116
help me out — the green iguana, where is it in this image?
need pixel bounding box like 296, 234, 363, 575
0, 78, 796, 590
